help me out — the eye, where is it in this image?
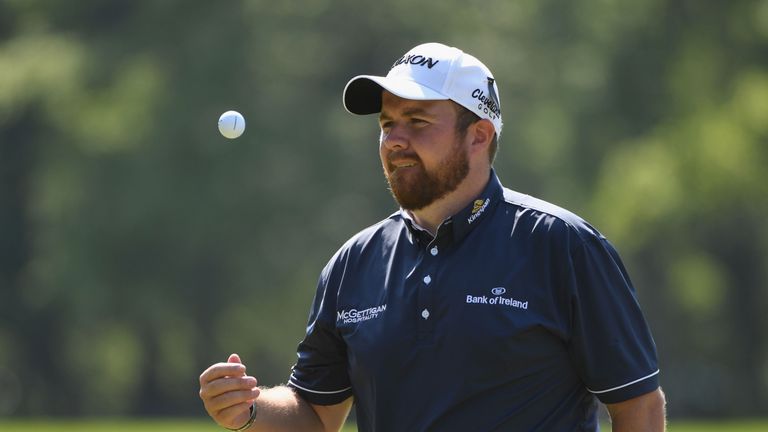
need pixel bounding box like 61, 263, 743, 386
410, 118, 429, 126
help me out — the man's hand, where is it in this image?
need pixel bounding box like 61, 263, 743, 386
199, 353, 260, 430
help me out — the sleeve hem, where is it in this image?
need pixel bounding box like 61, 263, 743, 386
590, 370, 660, 404
288, 377, 353, 406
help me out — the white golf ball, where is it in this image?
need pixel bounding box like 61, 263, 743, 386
218, 110, 245, 139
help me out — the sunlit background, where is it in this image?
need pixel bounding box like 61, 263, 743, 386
1, 0, 767, 428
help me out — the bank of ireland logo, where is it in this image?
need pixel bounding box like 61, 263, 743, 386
465, 286, 528, 310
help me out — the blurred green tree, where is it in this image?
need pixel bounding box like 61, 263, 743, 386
0, 0, 766, 418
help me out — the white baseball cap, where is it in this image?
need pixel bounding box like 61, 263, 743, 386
343, 42, 503, 136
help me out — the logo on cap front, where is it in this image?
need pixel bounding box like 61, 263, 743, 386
391, 53, 440, 70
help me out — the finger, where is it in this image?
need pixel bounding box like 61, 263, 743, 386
199, 362, 247, 386
200, 375, 258, 400
206, 387, 261, 415
228, 353, 242, 364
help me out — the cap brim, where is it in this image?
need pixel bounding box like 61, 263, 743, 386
343, 75, 449, 115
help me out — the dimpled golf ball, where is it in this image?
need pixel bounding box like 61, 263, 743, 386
218, 110, 245, 139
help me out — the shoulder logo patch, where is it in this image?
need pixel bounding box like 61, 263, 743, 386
468, 198, 490, 224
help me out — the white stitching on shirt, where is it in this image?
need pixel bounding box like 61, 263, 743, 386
587, 369, 660, 394
288, 375, 352, 394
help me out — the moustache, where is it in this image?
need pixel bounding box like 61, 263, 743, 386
387, 152, 421, 165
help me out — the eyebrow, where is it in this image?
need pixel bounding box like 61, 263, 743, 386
379, 107, 433, 122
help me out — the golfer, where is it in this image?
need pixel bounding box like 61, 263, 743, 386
199, 42, 666, 431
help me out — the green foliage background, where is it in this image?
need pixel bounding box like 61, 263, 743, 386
1, 0, 767, 420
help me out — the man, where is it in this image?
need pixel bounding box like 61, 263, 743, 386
199, 42, 666, 431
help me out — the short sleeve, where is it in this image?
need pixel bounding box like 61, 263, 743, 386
287, 256, 354, 405
565, 230, 660, 404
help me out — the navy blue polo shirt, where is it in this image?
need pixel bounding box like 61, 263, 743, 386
288, 171, 659, 431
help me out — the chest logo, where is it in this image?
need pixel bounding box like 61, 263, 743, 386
465, 287, 528, 310
337, 304, 387, 324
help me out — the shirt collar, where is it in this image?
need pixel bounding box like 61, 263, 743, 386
450, 169, 503, 244
400, 209, 434, 245
399, 169, 503, 247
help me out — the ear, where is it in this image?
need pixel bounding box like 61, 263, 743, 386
468, 119, 495, 157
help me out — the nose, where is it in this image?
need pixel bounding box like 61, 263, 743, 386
380, 124, 409, 151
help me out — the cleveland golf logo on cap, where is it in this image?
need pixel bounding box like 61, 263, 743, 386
391, 53, 440, 70
471, 77, 501, 119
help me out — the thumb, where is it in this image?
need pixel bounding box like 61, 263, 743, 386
228, 353, 242, 364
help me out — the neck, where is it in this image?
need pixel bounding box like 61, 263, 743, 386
409, 166, 491, 235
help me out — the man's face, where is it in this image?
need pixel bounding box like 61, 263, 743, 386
378, 91, 470, 211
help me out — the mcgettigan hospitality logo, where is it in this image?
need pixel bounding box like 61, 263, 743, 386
337, 304, 387, 324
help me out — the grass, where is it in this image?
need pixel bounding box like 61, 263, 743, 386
0, 419, 221, 432
663, 420, 768, 432
0, 419, 355, 431
0, 419, 766, 431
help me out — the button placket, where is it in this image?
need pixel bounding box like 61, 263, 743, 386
421, 275, 432, 320
416, 241, 442, 341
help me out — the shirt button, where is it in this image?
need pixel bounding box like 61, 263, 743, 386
430, 247, 438, 256
421, 309, 430, 319
423, 275, 431, 284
